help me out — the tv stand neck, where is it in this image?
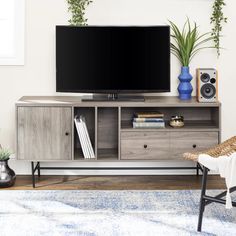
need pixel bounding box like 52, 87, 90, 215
107, 93, 118, 100
82, 94, 145, 102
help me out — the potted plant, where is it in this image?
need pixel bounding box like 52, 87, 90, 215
169, 19, 214, 100
0, 146, 16, 188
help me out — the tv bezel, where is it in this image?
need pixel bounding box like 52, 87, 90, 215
56, 25, 171, 94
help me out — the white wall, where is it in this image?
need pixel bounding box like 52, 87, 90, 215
0, 0, 235, 175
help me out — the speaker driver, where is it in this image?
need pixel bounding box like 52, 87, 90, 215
201, 84, 216, 99
200, 73, 210, 83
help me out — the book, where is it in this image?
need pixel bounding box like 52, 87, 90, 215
80, 116, 95, 159
133, 117, 164, 123
134, 112, 164, 118
80, 120, 91, 158
74, 117, 90, 158
133, 121, 165, 128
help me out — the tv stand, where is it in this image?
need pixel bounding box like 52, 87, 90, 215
16, 96, 221, 188
82, 94, 145, 102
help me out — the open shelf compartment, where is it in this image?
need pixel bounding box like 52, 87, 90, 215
73, 107, 96, 160
97, 107, 119, 160
121, 107, 220, 131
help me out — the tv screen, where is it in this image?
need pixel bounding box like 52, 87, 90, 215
56, 26, 170, 93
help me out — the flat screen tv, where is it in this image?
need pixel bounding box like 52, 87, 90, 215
56, 26, 170, 94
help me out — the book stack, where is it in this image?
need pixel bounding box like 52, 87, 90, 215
74, 115, 95, 159
133, 112, 165, 128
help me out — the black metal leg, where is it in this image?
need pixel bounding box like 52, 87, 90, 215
196, 163, 199, 176
197, 166, 208, 232
31, 162, 35, 188
37, 162, 40, 178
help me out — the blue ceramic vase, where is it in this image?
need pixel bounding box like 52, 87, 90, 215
178, 66, 193, 100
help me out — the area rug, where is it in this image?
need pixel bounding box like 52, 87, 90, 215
0, 190, 235, 236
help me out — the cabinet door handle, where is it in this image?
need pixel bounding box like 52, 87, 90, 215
65, 132, 69, 136
192, 144, 197, 148
144, 144, 148, 149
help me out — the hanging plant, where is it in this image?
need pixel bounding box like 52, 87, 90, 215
210, 0, 227, 56
67, 0, 93, 26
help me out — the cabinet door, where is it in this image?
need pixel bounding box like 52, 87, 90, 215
17, 107, 72, 160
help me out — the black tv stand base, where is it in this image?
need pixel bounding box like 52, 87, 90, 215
82, 94, 145, 102
31, 161, 201, 188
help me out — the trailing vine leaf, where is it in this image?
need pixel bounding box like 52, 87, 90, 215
67, 0, 93, 26
210, 0, 227, 57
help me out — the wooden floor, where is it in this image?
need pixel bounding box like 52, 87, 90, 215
2, 175, 226, 190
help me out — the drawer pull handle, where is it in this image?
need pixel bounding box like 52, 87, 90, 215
193, 144, 197, 148
65, 132, 69, 136
144, 144, 148, 149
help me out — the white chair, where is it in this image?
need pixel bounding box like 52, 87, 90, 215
184, 136, 236, 232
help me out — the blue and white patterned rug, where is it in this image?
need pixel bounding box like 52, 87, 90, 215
0, 190, 235, 236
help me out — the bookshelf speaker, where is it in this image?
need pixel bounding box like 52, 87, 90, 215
197, 68, 218, 103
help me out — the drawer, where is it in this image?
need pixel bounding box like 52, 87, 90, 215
121, 132, 170, 160
170, 132, 219, 160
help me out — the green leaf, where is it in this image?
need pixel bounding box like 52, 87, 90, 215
210, 0, 227, 56
0, 148, 12, 160
169, 18, 215, 66
67, 0, 93, 26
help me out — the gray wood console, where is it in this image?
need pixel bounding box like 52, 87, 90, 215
16, 96, 221, 187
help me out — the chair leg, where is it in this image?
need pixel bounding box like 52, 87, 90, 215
197, 166, 208, 232
196, 163, 199, 176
